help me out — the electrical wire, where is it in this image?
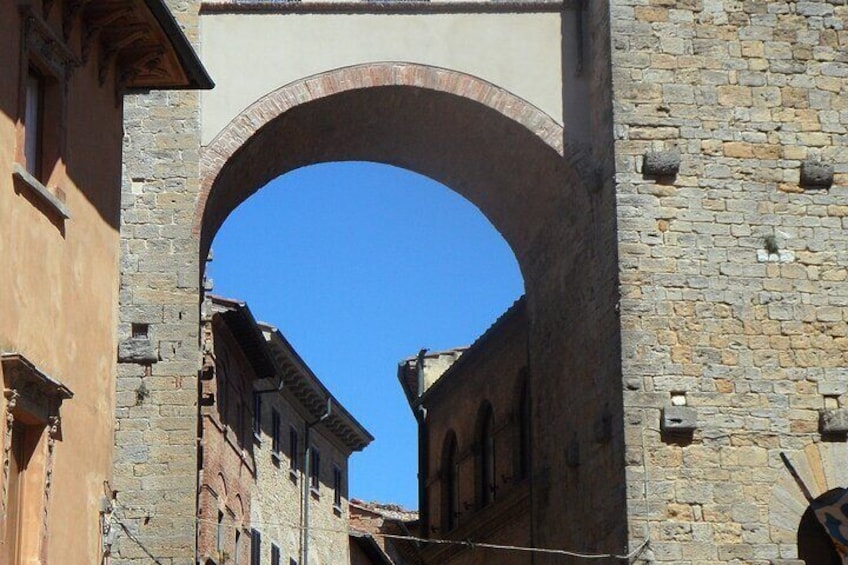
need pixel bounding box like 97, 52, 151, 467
190, 515, 650, 561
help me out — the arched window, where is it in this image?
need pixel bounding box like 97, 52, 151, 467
440, 431, 459, 532
476, 402, 495, 508
516, 370, 531, 481
798, 488, 845, 565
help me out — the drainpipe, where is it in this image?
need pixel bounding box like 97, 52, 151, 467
414, 350, 429, 541
301, 397, 332, 565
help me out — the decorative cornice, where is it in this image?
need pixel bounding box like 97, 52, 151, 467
201, 0, 574, 15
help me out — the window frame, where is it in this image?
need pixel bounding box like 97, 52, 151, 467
23, 67, 45, 179
332, 464, 343, 511
216, 509, 224, 554
289, 426, 299, 481
271, 543, 280, 565
12, 10, 74, 220
249, 529, 261, 565
310, 446, 320, 493
271, 408, 281, 455
0, 353, 72, 564
252, 392, 262, 440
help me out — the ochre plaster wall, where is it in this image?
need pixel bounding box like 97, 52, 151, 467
0, 0, 122, 562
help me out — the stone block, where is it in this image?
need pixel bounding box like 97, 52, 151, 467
819, 409, 848, 434
643, 150, 681, 178
118, 337, 158, 364
662, 406, 697, 433
800, 159, 834, 189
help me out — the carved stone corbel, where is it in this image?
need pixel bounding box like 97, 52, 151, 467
1, 389, 20, 517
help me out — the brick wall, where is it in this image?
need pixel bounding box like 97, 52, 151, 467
197, 318, 256, 564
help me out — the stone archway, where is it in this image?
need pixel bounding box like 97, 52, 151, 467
192, 62, 627, 562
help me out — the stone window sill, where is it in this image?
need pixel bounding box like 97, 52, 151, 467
12, 163, 70, 220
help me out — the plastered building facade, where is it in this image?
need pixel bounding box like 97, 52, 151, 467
0, 0, 208, 561
114, 1, 848, 564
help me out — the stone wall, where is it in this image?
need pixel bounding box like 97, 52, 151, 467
251, 381, 353, 565
114, 4, 203, 558
611, 1, 848, 562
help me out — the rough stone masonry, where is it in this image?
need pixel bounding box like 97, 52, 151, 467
613, 1, 848, 563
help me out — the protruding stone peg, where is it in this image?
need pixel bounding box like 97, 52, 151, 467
643, 150, 680, 178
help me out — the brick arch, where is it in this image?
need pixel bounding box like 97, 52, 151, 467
195, 62, 594, 267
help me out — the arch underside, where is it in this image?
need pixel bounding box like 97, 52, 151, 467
196, 63, 596, 269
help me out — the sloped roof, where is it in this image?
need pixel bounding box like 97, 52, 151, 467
397, 295, 526, 408
260, 322, 373, 453
206, 294, 373, 453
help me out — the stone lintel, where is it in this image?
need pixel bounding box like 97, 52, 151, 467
118, 337, 158, 364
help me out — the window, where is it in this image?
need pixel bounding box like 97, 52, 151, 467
310, 447, 320, 492
216, 510, 224, 553
477, 402, 495, 507
333, 465, 343, 510
1, 354, 72, 565
250, 529, 261, 565
272, 409, 281, 454
24, 69, 44, 178
271, 544, 281, 565
20, 63, 61, 184
234, 529, 241, 565
441, 431, 459, 532
289, 427, 299, 469
4, 422, 40, 563
253, 392, 262, 438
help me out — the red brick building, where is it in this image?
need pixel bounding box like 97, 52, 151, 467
198, 296, 277, 564
399, 297, 531, 565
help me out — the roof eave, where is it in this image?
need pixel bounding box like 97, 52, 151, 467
130, 0, 214, 91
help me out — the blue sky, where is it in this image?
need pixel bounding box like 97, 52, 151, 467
209, 161, 523, 509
